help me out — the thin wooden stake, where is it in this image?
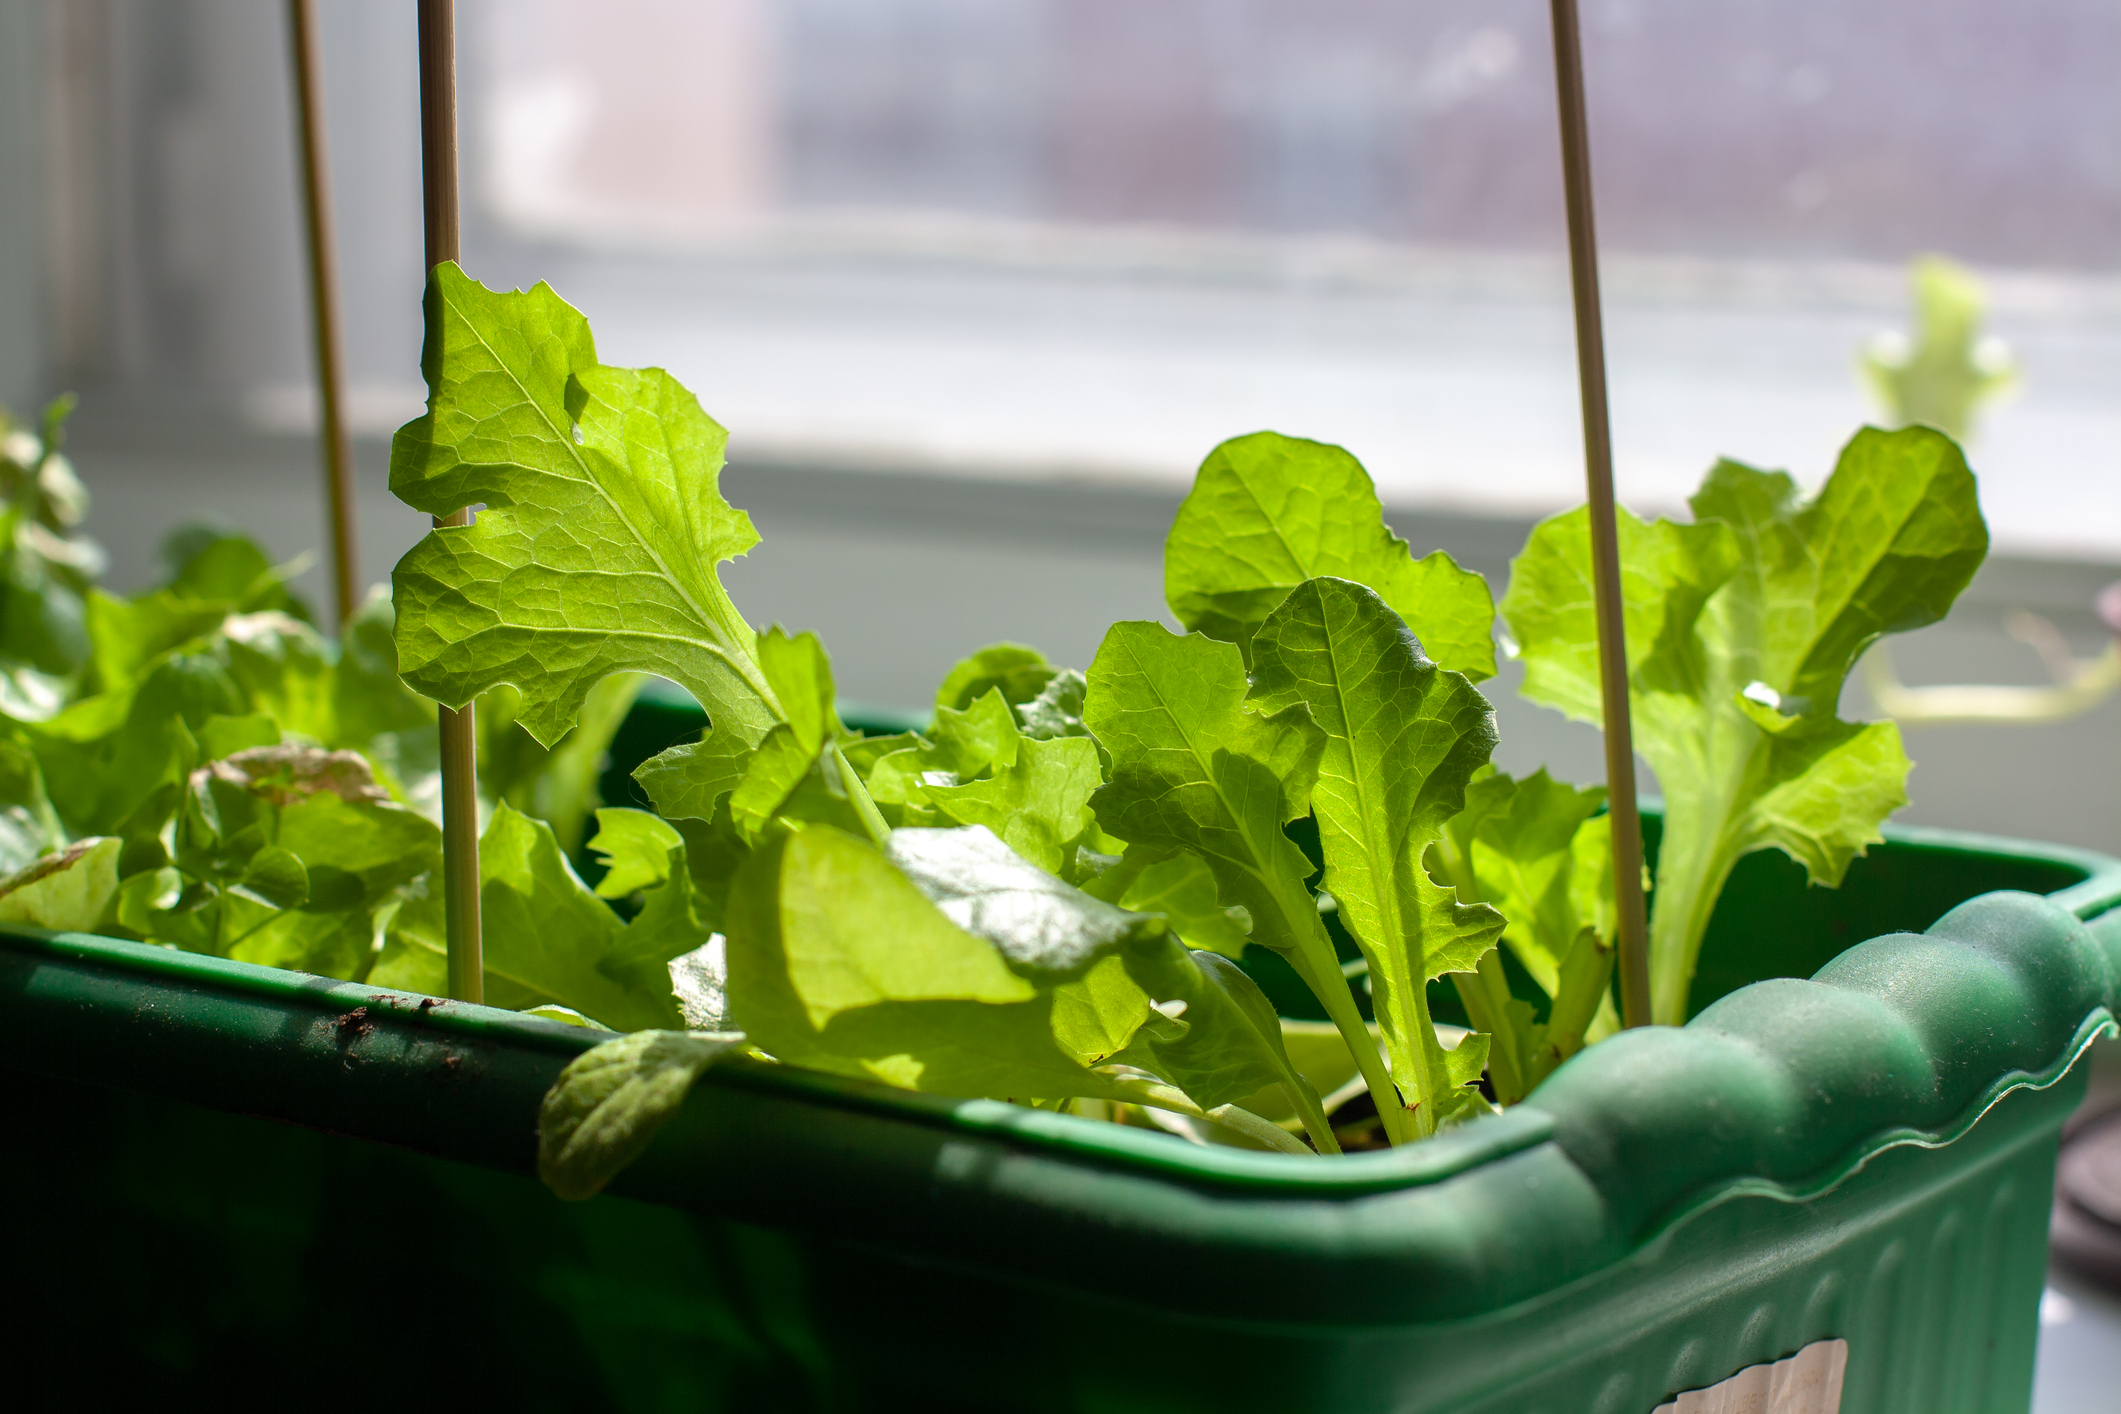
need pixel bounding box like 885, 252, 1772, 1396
418, 0, 482, 1004
286, 0, 359, 628
1547, 0, 1652, 1030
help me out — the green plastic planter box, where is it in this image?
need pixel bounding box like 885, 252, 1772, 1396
4, 789, 2116, 1410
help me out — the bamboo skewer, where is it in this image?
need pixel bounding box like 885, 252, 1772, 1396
417, 0, 483, 1004
1546, 0, 1652, 1030
285, 0, 358, 628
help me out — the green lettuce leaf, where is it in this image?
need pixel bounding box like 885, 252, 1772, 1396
333, 588, 437, 748
1502, 425, 1987, 1023
922, 734, 1103, 877
934, 642, 1058, 714
853, 686, 1037, 832
0, 396, 102, 694
373, 803, 699, 1031
215, 612, 337, 742
725, 824, 1322, 1149
588, 806, 687, 899
924, 688, 1021, 780
87, 529, 309, 695
894, 824, 1323, 1148
1018, 668, 1089, 741
1248, 577, 1503, 1136
1082, 620, 1395, 1138
538, 1028, 750, 1201
1081, 847, 1252, 958
726, 822, 1105, 1098
0, 738, 64, 874
26, 651, 236, 841
120, 745, 440, 977
1432, 768, 1616, 1101
388, 264, 784, 822
480, 671, 646, 854
585, 806, 716, 968
0, 836, 119, 931
725, 629, 841, 840
1164, 432, 1496, 680
1083, 623, 1324, 959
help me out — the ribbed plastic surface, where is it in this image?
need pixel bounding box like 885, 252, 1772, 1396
3, 825, 2116, 1412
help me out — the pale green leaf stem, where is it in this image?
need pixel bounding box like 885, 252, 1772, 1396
1081, 620, 1402, 1142
1432, 768, 1617, 1100
1248, 578, 1503, 1138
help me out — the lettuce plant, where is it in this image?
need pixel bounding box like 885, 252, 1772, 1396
359, 266, 1985, 1190
1502, 431, 1986, 1023
0, 265, 1988, 1191
0, 399, 699, 1015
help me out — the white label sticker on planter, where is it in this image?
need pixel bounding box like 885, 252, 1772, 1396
1652, 1339, 1847, 1414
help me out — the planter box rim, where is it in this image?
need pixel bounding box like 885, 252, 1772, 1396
6, 819, 2119, 1327
7, 817, 2117, 1192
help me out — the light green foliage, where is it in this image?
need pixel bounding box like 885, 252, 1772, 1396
373, 804, 702, 1030
90, 529, 312, 696
588, 806, 686, 899
728, 822, 1123, 1098
118, 745, 439, 978
1118, 947, 1329, 1138
930, 640, 1093, 745
0, 397, 102, 715
2, 279, 1985, 1183
727, 629, 842, 839
934, 642, 1058, 714
927, 689, 1021, 780
0, 836, 119, 931
1164, 432, 1495, 680
27, 652, 237, 843
1083, 623, 1324, 958
387, 266, 889, 840
587, 806, 716, 972
1502, 425, 1987, 1023
214, 612, 338, 741
1081, 622, 1371, 1140
335, 588, 437, 747
479, 671, 645, 856
389, 265, 782, 804
538, 1029, 749, 1201
726, 824, 1322, 1145
856, 675, 1107, 874
1082, 848, 1252, 958
1861, 255, 2017, 444
0, 474, 637, 991
923, 735, 1102, 876
1239, 1019, 1375, 1122
1248, 577, 1503, 1136
1434, 769, 1616, 1101
0, 738, 64, 874
1018, 668, 1089, 741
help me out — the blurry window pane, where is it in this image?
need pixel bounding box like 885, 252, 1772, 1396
464, 0, 2121, 554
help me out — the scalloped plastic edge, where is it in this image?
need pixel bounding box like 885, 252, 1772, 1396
1633, 1007, 2116, 1252
4, 829, 2117, 1212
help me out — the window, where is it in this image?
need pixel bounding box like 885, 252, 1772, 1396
456, 0, 2121, 555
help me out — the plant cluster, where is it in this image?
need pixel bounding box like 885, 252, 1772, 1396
0, 268, 1990, 1193
0, 400, 683, 1027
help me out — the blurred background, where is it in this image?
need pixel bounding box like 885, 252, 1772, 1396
3, 0, 2119, 1396
1, 0, 2118, 845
